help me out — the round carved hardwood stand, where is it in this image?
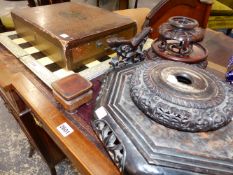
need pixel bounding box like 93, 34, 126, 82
130, 60, 233, 132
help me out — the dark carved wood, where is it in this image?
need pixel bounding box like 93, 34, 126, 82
153, 16, 207, 63
107, 27, 151, 68
12, 2, 136, 70
143, 0, 212, 39
92, 120, 125, 172
130, 60, 232, 132
147, 16, 208, 67
159, 16, 204, 43
152, 40, 208, 63
92, 62, 233, 175
146, 46, 208, 69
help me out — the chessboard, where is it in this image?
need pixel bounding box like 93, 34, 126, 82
0, 31, 155, 89
0, 31, 115, 88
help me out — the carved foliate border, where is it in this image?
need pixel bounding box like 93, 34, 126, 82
92, 119, 126, 172
130, 61, 233, 132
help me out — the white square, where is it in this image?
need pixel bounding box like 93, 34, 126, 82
95, 106, 108, 119
37, 57, 54, 66
85, 60, 100, 68
57, 122, 74, 137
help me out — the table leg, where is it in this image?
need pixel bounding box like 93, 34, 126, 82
134, 0, 138, 8
119, 0, 129, 9
49, 167, 57, 175
29, 145, 35, 158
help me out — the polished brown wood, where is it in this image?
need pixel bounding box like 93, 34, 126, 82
53, 90, 93, 113
0, 69, 119, 175
0, 71, 65, 175
0, 44, 119, 175
143, 0, 212, 39
52, 74, 93, 113
11, 2, 136, 70
52, 74, 92, 100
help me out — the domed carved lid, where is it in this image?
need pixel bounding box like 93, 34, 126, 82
152, 16, 208, 64
159, 16, 204, 42
130, 60, 233, 132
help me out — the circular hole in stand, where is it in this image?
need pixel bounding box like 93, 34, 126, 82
175, 73, 192, 85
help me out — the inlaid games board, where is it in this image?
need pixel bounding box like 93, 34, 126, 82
0, 31, 114, 88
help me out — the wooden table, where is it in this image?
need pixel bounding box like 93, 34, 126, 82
0, 29, 232, 175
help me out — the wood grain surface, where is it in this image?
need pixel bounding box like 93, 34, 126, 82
0, 44, 119, 175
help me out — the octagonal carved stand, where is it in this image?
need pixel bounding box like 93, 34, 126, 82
92, 61, 233, 175
148, 16, 208, 68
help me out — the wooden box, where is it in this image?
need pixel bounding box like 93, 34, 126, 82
51, 74, 93, 113
11, 2, 136, 70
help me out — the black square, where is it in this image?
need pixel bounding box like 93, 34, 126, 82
45, 63, 61, 72
8, 34, 19, 40
31, 52, 46, 60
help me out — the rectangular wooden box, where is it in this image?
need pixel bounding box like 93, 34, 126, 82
11, 2, 136, 70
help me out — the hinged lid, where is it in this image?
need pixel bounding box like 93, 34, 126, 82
52, 73, 92, 100
11, 2, 136, 46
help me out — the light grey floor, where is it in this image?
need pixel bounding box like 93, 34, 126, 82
0, 96, 79, 175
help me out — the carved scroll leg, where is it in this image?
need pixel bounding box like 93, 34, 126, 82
49, 166, 57, 175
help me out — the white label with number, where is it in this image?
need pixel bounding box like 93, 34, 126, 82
95, 106, 108, 119
57, 122, 74, 137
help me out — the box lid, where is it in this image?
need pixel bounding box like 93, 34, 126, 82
11, 2, 136, 46
52, 73, 92, 100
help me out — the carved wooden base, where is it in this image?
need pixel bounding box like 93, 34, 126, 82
152, 39, 208, 63
92, 62, 233, 175
146, 48, 208, 69
130, 60, 232, 132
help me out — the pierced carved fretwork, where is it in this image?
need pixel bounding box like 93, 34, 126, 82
107, 27, 151, 68
93, 119, 125, 172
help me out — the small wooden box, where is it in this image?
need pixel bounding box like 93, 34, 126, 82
11, 2, 136, 70
51, 74, 93, 112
